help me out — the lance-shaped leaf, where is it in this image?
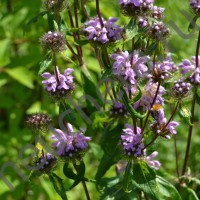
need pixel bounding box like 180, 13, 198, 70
49, 173, 68, 200
180, 186, 199, 200
63, 161, 86, 190
132, 161, 159, 200
120, 87, 147, 119
124, 18, 138, 43
156, 176, 181, 200
39, 53, 52, 74
123, 160, 133, 192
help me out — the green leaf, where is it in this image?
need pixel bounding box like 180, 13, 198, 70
180, 186, 198, 200
178, 104, 193, 126
0, 39, 11, 66
195, 87, 200, 106
120, 87, 147, 119
38, 53, 52, 74
132, 161, 159, 200
59, 101, 79, 129
89, 142, 104, 161
156, 176, 182, 200
63, 163, 77, 180
26, 11, 49, 26
63, 161, 86, 190
99, 177, 138, 200
123, 160, 133, 192
125, 18, 138, 43
49, 173, 68, 200
95, 123, 123, 181
188, 15, 200, 32
5, 67, 34, 89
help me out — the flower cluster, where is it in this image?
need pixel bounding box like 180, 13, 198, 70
111, 50, 149, 85
134, 81, 165, 111
190, 0, 200, 15
40, 31, 65, 52
148, 54, 178, 82
151, 6, 165, 20
119, 0, 154, 17
109, 102, 128, 117
43, 0, 66, 13
83, 16, 123, 44
41, 66, 74, 101
179, 56, 200, 84
51, 123, 91, 160
150, 105, 179, 138
26, 113, 52, 132
35, 153, 57, 174
145, 151, 161, 170
171, 80, 191, 99
121, 124, 144, 157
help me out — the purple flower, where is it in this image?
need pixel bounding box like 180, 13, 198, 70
138, 17, 149, 28
150, 107, 179, 138
179, 59, 195, 74
190, 0, 200, 14
145, 151, 161, 170
51, 123, 91, 159
121, 124, 144, 157
166, 121, 179, 135
131, 51, 149, 77
110, 102, 127, 117
83, 16, 123, 44
119, 0, 154, 17
134, 81, 165, 111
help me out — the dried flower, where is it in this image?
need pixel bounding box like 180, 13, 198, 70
43, 0, 66, 13
26, 113, 52, 132
40, 31, 65, 52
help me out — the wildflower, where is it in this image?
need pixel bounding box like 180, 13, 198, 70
109, 102, 127, 117
179, 59, 195, 74
148, 54, 177, 82
150, 106, 179, 138
179, 56, 200, 84
35, 153, 57, 175
43, 0, 66, 13
26, 113, 52, 132
83, 16, 123, 44
121, 124, 144, 157
40, 31, 65, 52
41, 66, 74, 101
145, 151, 161, 170
111, 51, 149, 85
119, 0, 154, 17
134, 81, 165, 111
50, 123, 91, 161
190, 0, 200, 15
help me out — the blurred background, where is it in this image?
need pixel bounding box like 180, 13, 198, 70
0, 0, 200, 199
